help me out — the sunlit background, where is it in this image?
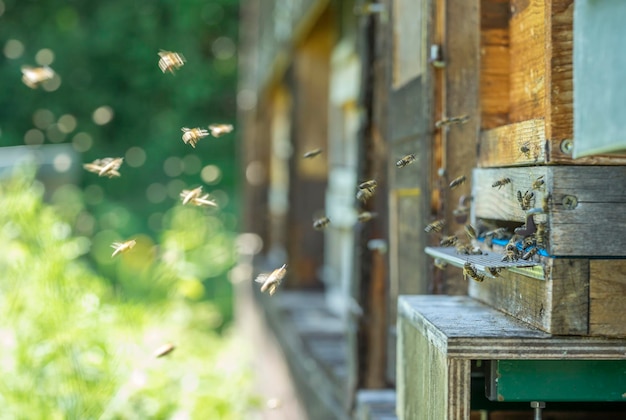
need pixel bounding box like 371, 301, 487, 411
0, 0, 259, 418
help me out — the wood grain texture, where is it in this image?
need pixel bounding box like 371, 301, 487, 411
448, 359, 471, 420
477, 119, 547, 167
469, 258, 589, 335
472, 166, 626, 256
509, 0, 546, 122
399, 295, 626, 359
590, 260, 626, 337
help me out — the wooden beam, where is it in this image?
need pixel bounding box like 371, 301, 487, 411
478, 119, 547, 167
589, 260, 626, 337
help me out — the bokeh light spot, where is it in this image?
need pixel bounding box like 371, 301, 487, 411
92, 106, 114, 125
53, 153, 72, 173
200, 165, 221, 184
41, 73, 62, 92
146, 183, 167, 204
33, 109, 55, 129
245, 161, 266, 186
4, 39, 24, 59
35, 48, 55, 66
46, 124, 66, 143
72, 132, 93, 152
163, 156, 183, 177
24, 129, 45, 146
58, 114, 77, 133
167, 179, 186, 199
237, 89, 257, 111
209, 189, 229, 207
212, 37, 236, 60
125, 147, 146, 167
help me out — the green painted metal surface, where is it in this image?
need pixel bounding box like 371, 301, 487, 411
495, 360, 626, 402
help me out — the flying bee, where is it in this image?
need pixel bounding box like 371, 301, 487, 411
21, 65, 55, 89
357, 211, 377, 222
485, 227, 507, 239
501, 242, 521, 262
208, 123, 234, 138
356, 188, 373, 203
492, 177, 511, 190
522, 247, 539, 260
359, 179, 377, 192
449, 175, 466, 190
255, 264, 287, 296
435, 114, 469, 129
303, 148, 322, 159
486, 267, 502, 277
517, 190, 535, 211
532, 175, 545, 190
434, 258, 448, 270
111, 239, 137, 258
181, 127, 210, 148
439, 235, 458, 247
396, 153, 416, 168
180, 186, 218, 208
463, 262, 485, 282
158, 50, 186, 74
83, 157, 124, 178
535, 222, 548, 249
180, 186, 203, 205
313, 216, 330, 230
153, 342, 176, 358
465, 224, 477, 240
425, 219, 445, 233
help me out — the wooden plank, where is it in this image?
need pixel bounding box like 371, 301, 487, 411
589, 260, 626, 337
448, 359, 471, 420
399, 295, 626, 359
468, 258, 589, 335
509, 0, 546, 122
478, 119, 547, 167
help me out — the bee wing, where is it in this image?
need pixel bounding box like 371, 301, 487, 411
83, 163, 103, 173
254, 273, 269, 283
194, 195, 218, 207
111, 242, 123, 248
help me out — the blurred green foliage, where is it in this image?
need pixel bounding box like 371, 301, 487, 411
0, 0, 240, 317
0, 171, 257, 419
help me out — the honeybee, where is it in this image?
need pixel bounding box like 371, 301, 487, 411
181, 127, 210, 148
455, 244, 482, 255
501, 242, 521, 262
359, 179, 377, 192
83, 157, 124, 178
535, 222, 548, 249
208, 124, 234, 138
465, 224, 477, 240
153, 342, 176, 358
356, 188, 373, 202
21, 65, 55, 89
517, 190, 535, 211
434, 258, 448, 270
439, 235, 458, 247
357, 211, 377, 222
303, 148, 322, 159
435, 115, 470, 128
396, 154, 416, 168
449, 175, 466, 190
158, 50, 186, 74
255, 264, 287, 296
522, 247, 539, 260
492, 178, 511, 190
425, 219, 445, 233
484, 227, 507, 239
486, 267, 502, 277
111, 239, 136, 257
463, 262, 485, 282
313, 216, 330, 230
180, 186, 218, 207
532, 175, 545, 190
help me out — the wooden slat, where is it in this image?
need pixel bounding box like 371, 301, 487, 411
478, 119, 547, 167
448, 359, 471, 420
469, 258, 589, 335
589, 260, 626, 337
509, 0, 546, 122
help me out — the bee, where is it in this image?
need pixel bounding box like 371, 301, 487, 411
501, 242, 521, 262
396, 154, 416, 168
111, 239, 137, 258
452, 204, 469, 218
532, 175, 545, 190
424, 219, 445, 233
517, 190, 535, 211
465, 224, 477, 240
313, 216, 330, 230
492, 177, 511, 190
434, 258, 448, 270
208, 124, 234, 138
449, 175, 466, 190
522, 247, 539, 260
153, 342, 176, 358
356, 188, 373, 203
463, 262, 485, 282
484, 227, 507, 239
21, 65, 55, 89
255, 264, 287, 296
181, 127, 210, 148
542, 194, 551, 212
439, 235, 458, 247
303, 148, 322, 159
359, 179, 377, 192
486, 267, 502, 277
158, 50, 186, 74
535, 222, 548, 249
357, 211, 377, 222
83, 157, 124, 178
180, 186, 218, 208
456, 243, 471, 255
435, 115, 470, 128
